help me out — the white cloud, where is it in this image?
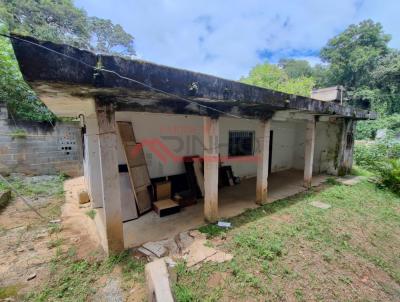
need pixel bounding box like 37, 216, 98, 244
75, 0, 400, 80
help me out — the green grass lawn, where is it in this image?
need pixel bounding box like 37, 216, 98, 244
173, 177, 400, 301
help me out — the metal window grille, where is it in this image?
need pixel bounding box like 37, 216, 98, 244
228, 131, 255, 156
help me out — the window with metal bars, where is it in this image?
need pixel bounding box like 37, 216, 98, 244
228, 130, 255, 157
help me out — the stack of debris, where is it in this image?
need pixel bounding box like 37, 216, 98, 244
141, 230, 233, 301
137, 230, 232, 266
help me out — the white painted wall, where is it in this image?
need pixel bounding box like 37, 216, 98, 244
293, 119, 341, 174
112, 112, 340, 179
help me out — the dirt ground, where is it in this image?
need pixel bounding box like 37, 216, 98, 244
0, 175, 146, 302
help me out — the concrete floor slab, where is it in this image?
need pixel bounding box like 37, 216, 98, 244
124, 169, 328, 248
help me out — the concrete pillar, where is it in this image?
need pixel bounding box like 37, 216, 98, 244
337, 118, 356, 176
304, 116, 317, 188
256, 119, 271, 204
203, 116, 219, 222
95, 101, 124, 253
84, 116, 103, 208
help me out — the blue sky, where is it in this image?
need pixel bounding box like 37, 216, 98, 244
75, 0, 400, 80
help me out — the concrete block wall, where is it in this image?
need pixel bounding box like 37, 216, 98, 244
0, 102, 83, 176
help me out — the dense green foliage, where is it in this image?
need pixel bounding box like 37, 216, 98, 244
0, 0, 135, 56
240, 62, 315, 97
0, 0, 135, 121
377, 159, 400, 194
355, 137, 400, 194
356, 114, 400, 140
0, 24, 55, 121
242, 20, 400, 115
320, 20, 400, 114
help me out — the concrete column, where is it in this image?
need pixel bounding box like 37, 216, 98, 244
203, 116, 219, 223
84, 116, 103, 208
337, 118, 356, 176
95, 101, 124, 253
256, 119, 271, 204
304, 116, 317, 188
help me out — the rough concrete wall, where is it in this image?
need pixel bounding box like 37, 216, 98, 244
337, 119, 356, 176
293, 120, 341, 174
315, 121, 341, 174
114, 112, 310, 179
83, 117, 103, 208
0, 103, 83, 176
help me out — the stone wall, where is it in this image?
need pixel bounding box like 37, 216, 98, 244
0, 102, 83, 176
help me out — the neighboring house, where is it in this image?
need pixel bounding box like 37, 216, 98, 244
11, 34, 376, 254
312, 86, 345, 104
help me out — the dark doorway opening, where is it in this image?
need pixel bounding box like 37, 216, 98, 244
268, 130, 273, 175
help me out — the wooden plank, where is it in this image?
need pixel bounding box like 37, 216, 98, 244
183, 156, 201, 198
119, 172, 138, 222
136, 189, 152, 213
125, 144, 147, 167
192, 157, 205, 197
117, 121, 136, 142
116, 121, 152, 215
131, 165, 151, 189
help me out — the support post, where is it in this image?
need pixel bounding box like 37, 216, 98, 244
203, 116, 219, 222
256, 119, 271, 204
337, 118, 356, 176
96, 101, 124, 254
84, 116, 103, 208
304, 116, 316, 188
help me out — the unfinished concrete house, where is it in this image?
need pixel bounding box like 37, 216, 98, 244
10, 34, 376, 254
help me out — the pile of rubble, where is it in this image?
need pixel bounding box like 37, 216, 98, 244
138, 230, 233, 302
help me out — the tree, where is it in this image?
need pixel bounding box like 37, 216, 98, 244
320, 20, 390, 88
0, 0, 135, 121
319, 20, 394, 111
0, 0, 135, 56
0, 23, 54, 121
309, 64, 334, 88
241, 62, 315, 97
88, 17, 135, 56
371, 50, 400, 114
0, 0, 89, 48
278, 59, 313, 78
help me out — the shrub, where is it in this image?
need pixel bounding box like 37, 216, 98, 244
376, 159, 400, 194
356, 114, 400, 140
355, 141, 386, 170
355, 137, 400, 194
355, 139, 400, 171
